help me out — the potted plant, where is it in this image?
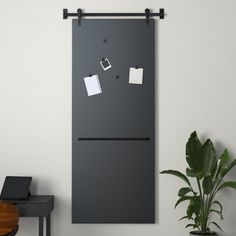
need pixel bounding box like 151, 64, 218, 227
160, 131, 236, 236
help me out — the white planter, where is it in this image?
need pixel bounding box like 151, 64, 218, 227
189, 231, 218, 236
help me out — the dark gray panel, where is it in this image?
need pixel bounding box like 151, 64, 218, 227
72, 141, 154, 223
72, 19, 155, 138
72, 19, 155, 223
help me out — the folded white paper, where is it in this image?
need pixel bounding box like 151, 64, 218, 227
84, 74, 102, 96
129, 67, 143, 85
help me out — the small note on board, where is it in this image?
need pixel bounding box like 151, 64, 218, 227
84, 74, 102, 96
129, 67, 143, 85
100, 58, 112, 71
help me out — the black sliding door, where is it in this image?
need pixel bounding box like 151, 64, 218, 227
72, 19, 155, 223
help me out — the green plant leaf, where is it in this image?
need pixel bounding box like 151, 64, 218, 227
218, 181, 236, 191
202, 176, 213, 194
178, 187, 192, 197
187, 204, 194, 219
194, 215, 201, 226
186, 168, 200, 177
209, 222, 223, 232
210, 209, 220, 213
160, 170, 191, 186
211, 162, 218, 180
219, 149, 229, 168
185, 132, 203, 176
220, 159, 236, 177
179, 215, 193, 221
186, 131, 202, 157
186, 135, 217, 179
174, 196, 193, 209
213, 150, 229, 181
186, 198, 200, 219
186, 224, 197, 229
199, 139, 217, 177
160, 131, 233, 233
192, 196, 200, 215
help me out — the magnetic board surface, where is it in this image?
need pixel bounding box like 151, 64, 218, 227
72, 19, 155, 223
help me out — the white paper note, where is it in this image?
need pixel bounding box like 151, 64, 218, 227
129, 67, 143, 85
84, 74, 102, 96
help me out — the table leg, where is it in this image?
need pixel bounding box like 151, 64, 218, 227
46, 215, 51, 236
39, 217, 44, 236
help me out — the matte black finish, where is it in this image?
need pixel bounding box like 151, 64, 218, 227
63, 8, 165, 19
0, 176, 32, 200
46, 215, 51, 236
78, 137, 150, 141
72, 19, 155, 223
145, 8, 150, 25
77, 8, 82, 26
5, 195, 54, 236
39, 217, 43, 236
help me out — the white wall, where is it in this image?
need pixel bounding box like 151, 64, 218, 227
1, 0, 236, 235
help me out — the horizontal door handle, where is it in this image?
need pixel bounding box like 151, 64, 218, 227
77, 137, 150, 141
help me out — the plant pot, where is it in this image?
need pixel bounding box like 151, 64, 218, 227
189, 231, 218, 236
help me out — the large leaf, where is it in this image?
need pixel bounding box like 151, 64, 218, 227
187, 204, 194, 219
194, 215, 201, 227
186, 168, 201, 177
186, 132, 202, 175
211, 162, 218, 180
186, 198, 200, 220
199, 139, 217, 177
186, 133, 217, 179
220, 159, 236, 177
218, 181, 236, 191
191, 196, 200, 216
219, 149, 229, 168
160, 170, 191, 186
186, 131, 202, 157
178, 187, 192, 197
213, 150, 229, 181
203, 176, 213, 194
174, 196, 194, 208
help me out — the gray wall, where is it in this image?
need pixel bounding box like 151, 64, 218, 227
0, 0, 236, 236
